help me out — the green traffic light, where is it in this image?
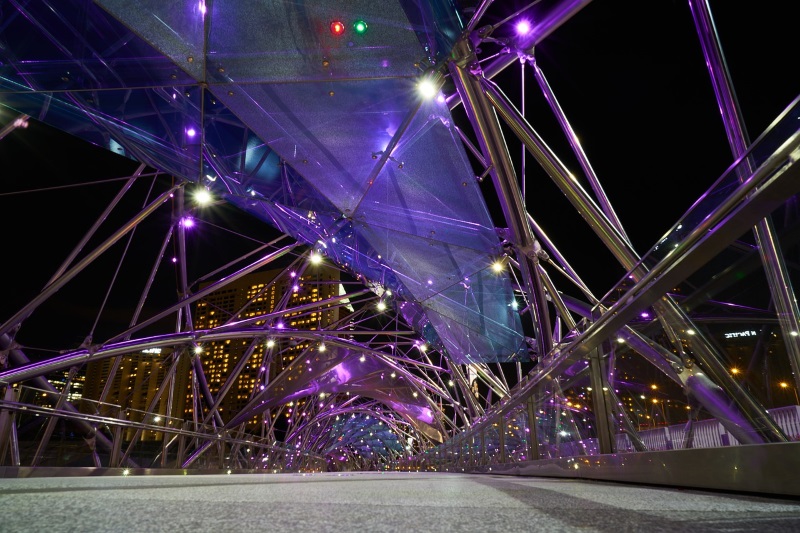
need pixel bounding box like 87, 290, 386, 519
353, 19, 368, 34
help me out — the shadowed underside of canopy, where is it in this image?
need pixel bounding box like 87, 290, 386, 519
0, 0, 525, 365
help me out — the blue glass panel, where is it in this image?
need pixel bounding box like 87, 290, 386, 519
96, 0, 207, 80
355, 98, 497, 252
206, 0, 422, 84
211, 78, 417, 214
324, 414, 404, 456
357, 225, 491, 298
398, 0, 465, 64
0, 86, 201, 178
421, 284, 528, 364
0, 1, 195, 92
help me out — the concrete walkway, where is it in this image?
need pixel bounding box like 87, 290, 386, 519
1, 472, 800, 532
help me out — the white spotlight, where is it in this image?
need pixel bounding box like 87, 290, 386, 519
417, 79, 438, 100
194, 188, 212, 205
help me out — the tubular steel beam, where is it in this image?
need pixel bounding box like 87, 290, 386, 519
482, 73, 791, 444
449, 37, 553, 358
690, 0, 800, 392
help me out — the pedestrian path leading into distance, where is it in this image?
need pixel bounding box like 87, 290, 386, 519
2, 472, 800, 532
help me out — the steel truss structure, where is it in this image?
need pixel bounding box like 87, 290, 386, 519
0, 1, 799, 495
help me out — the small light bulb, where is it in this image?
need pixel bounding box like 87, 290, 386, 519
515, 20, 531, 35
194, 188, 212, 205
330, 20, 345, 36
417, 79, 438, 100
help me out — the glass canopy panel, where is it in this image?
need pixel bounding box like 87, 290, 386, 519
397, 0, 466, 63
211, 79, 417, 214
355, 224, 525, 362
0, 86, 201, 179
0, 0, 528, 381
95, 0, 208, 81
423, 283, 526, 361
420, 301, 526, 364
354, 97, 498, 252
205, 0, 423, 84
0, 1, 196, 92
321, 413, 405, 460
358, 225, 496, 298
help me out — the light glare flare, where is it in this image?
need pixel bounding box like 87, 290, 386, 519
515, 19, 531, 35
194, 188, 212, 205
417, 79, 438, 100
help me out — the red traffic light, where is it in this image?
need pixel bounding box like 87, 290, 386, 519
330, 20, 345, 36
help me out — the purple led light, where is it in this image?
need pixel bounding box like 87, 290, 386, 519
640, 311, 650, 318
186, 127, 197, 138
515, 19, 531, 35
180, 217, 194, 228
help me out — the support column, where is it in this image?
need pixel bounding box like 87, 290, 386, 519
0, 385, 20, 465
588, 344, 615, 454
526, 396, 540, 461
449, 38, 552, 358
110, 410, 124, 468
498, 414, 506, 463
32, 366, 78, 466
480, 427, 486, 466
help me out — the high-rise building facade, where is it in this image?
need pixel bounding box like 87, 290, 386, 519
83, 346, 189, 441
188, 264, 344, 433
82, 264, 345, 441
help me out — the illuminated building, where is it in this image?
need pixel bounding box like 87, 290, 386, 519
83, 347, 189, 441
27, 368, 86, 409
188, 264, 345, 433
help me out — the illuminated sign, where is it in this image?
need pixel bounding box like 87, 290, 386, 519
724, 330, 756, 339
142, 348, 162, 354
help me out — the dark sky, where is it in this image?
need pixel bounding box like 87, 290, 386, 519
477, 0, 799, 290
1, 0, 798, 356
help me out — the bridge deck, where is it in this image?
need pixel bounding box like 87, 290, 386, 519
2, 472, 799, 532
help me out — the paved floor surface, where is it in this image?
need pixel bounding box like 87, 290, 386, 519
1, 472, 799, 532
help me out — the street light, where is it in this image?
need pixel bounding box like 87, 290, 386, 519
779, 381, 800, 405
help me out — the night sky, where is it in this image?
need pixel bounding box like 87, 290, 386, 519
1, 0, 798, 357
